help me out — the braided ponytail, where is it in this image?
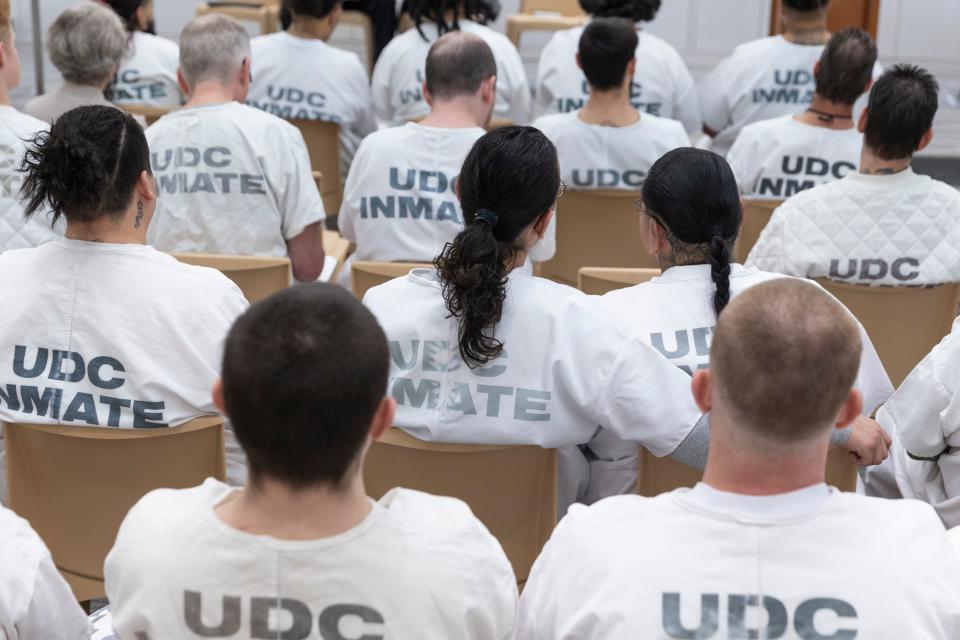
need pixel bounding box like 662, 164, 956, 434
708, 234, 732, 315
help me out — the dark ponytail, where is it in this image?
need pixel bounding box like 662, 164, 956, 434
577, 0, 661, 22
281, 0, 342, 29
407, 0, 501, 41
435, 126, 559, 368
641, 147, 741, 316
20, 105, 151, 225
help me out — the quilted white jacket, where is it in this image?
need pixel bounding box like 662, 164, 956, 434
746, 168, 960, 285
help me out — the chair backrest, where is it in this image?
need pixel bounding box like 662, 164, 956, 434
578, 267, 661, 296
322, 230, 352, 283
363, 428, 557, 584
289, 119, 343, 215
487, 117, 513, 131
197, 2, 278, 34
5, 416, 225, 601
816, 279, 960, 386
119, 104, 171, 127
338, 10, 375, 73
172, 253, 291, 303
538, 189, 655, 286
521, 0, 585, 15
351, 261, 431, 299
735, 198, 782, 263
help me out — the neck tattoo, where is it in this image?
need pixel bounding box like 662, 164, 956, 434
134, 200, 144, 229
805, 107, 852, 124
862, 166, 909, 176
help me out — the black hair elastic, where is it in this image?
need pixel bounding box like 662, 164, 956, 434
474, 209, 498, 227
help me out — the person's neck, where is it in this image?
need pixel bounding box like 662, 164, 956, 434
794, 94, 855, 130
65, 214, 147, 245
782, 17, 830, 45
578, 87, 639, 127
287, 16, 334, 41
215, 473, 372, 540
185, 82, 236, 109
419, 99, 486, 129
0, 83, 11, 107
859, 147, 912, 176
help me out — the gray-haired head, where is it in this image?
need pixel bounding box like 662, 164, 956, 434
48, 2, 126, 86
179, 14, 251, 88
425, 31, 496, 100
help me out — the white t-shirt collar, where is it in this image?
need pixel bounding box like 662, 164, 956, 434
655, 262, 755, 283
844, 166, 919, 188
675, 481, 833, 524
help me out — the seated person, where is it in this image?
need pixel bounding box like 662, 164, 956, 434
146, 14, 325, 282
0, 5, 59, 250
249, 0, 376, 174
728, 28, 876, 197
24, 2, 128, 123
104, 0, 184, 109
0, 106, 248, 494
593, 147, 892, 498
371, 0, 530, 125
364, 126, 709, 512
0, 503, 89, 638
533, 18, 688, 191
747, 65, 960, 286
535, 0, 700, 135
516, 279, 960, 638
105, 284, 517, 638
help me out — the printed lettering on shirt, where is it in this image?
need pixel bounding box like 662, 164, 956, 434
662, 592, 857, 640
107, 69, 169, 102
0, 345, 166, 427
756, 155, 856, 197
571, 168, 646, 189
184, 590, 385, 639
0, 143, 24, 198
388, 340, 552, 421
751, 69, 815, 105
151, 147, 267, 196
359, 168, 462, 223
400, 69, 426, 107
828, 258, 921, 282
649, 326, 712, 375
248, 85, 345, 123
557, 80, 662, 116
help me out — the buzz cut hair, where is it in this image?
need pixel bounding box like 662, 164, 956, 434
179, 13, 251, 88
425, 31, 497, 101
816, 28, 877, 105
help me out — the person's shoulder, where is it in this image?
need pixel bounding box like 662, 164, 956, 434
551, 494, 675, 547
464, 20, 516, 50
637, 30, 683, 58
730, 35, 785, 58
136, 31, 179, 54
250, 31, 283, 50
2, 107, 49, 138
0, 243, 52, 269
920, 174, 960, 202
363, 269, 433, 307
642, 112, 687, 136
531, 111, 574, 133
776, 178, 841, 213
739, 115, 794, 138
833, 493, 946, 532
139, 248, 248, 306
544, 24, 582, 51
0, 503, 46, 554
126, 478, 230, 526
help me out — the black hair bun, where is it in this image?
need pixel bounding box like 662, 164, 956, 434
577, 0, 661, 22
783, 0, 830, 11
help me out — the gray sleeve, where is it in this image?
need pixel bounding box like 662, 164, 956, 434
831, 426, 852, 447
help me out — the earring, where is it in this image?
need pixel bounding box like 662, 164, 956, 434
135, 200, 144, 229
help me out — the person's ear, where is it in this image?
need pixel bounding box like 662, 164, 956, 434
0, 39, 7, 71
813, 60, 821, 80
862, 78, 874, 95
135, 4, 149, 31
575, 52, 582, 71
625, 57, 636, 82
369, 396, 396, 442
328, 3, 343, 30
917, 128, 934, 152
857, 108, 868, 134
177, 68, 190, 96
212, 378, 227, 415
533, 208, 554, 238
422, 80, 433, 107
835, 389, 864, 431
482, 75, 497, 105
639, 211, 666, 260
238, 57, 252, 95
136, 170, 156, 203
691, 369, 713, 414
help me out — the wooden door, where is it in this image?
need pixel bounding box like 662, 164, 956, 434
770, 0, 881, 38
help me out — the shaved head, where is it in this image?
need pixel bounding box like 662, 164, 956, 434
711, 279, 861, 445
425, 31, 496, 100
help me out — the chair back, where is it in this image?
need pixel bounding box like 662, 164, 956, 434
578, 267, 660, 296
735, 198, 782, 263
196, 2, 278, 34
521, 0, 584, 15
364, 428, 557, 585
538, 189, 654, 286
487, 117, 513, 130
322, 230, 352, 283
119, 104, 170, 127
172, 253, 291, 303
816, 279, 960, 386
338, 10, 375, 73
5, 416, 225, 601
290, 119, 343, 215
351, 261, 431, 299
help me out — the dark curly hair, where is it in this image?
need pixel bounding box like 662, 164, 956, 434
280, 0, 341, 30
435, 127, 559, 367
783, 0, 830, 11
20, 105, 150, 225
577, 0, 660, 22
406, 0, 501, 41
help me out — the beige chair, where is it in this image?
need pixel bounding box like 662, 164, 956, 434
5, 416, 225, 601
119, 104, 170, 127
197, 2, 278, 34
322, 229, 352, 283
578, 267, 660, 296
172, 253, 291, 303
506, 0, 586, 46
364, 428, 557, 585
339, 10, 376, 74
290, 119, 343, 216
487, 117, 513, 131
816, 279, 960, 387
351, 260, 430, 299
735, 198, 782, 264
539, 189, 654, 286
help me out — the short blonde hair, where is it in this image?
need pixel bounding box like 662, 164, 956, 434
179, 14, 250, 88
48, 2, 127, 86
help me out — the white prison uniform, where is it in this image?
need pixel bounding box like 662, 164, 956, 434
371, 20, 531, 126
0, 106, 60, 251
363, 268, 703, 512
0, 504, 90, 639
0, 239, 249, 494
105, 479, 517, 639
249, 32, 376, 174
863, 317, 960, 528
533, 110, 689, 189
727, 115, 862, 197
590, 264, 892, 499
515, 483, 960, 639
146, 102, 325, 258
107, 31, 183, 109
535, 25, 700, 135
746, 169, 960, 286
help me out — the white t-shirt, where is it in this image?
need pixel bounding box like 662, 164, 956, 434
516, 483, 960, 639
535, 25, 701, 135
0, 504, 90, 640
249, 32, 376, 173
107, 31, 183, 109
533, 110, 689, 189
746, 168, 960, 286
0, 239, 249, 489
146, 102, 325, 257
371, 20, 531, 126
727, 115, 863, 197
105, 479, 517, 639
0, 106, 59, 252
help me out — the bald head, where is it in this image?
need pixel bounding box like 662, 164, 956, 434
710, 279, 861, 445
425, 31, 496, 101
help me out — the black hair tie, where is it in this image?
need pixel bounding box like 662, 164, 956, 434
474, 209, 498, 227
